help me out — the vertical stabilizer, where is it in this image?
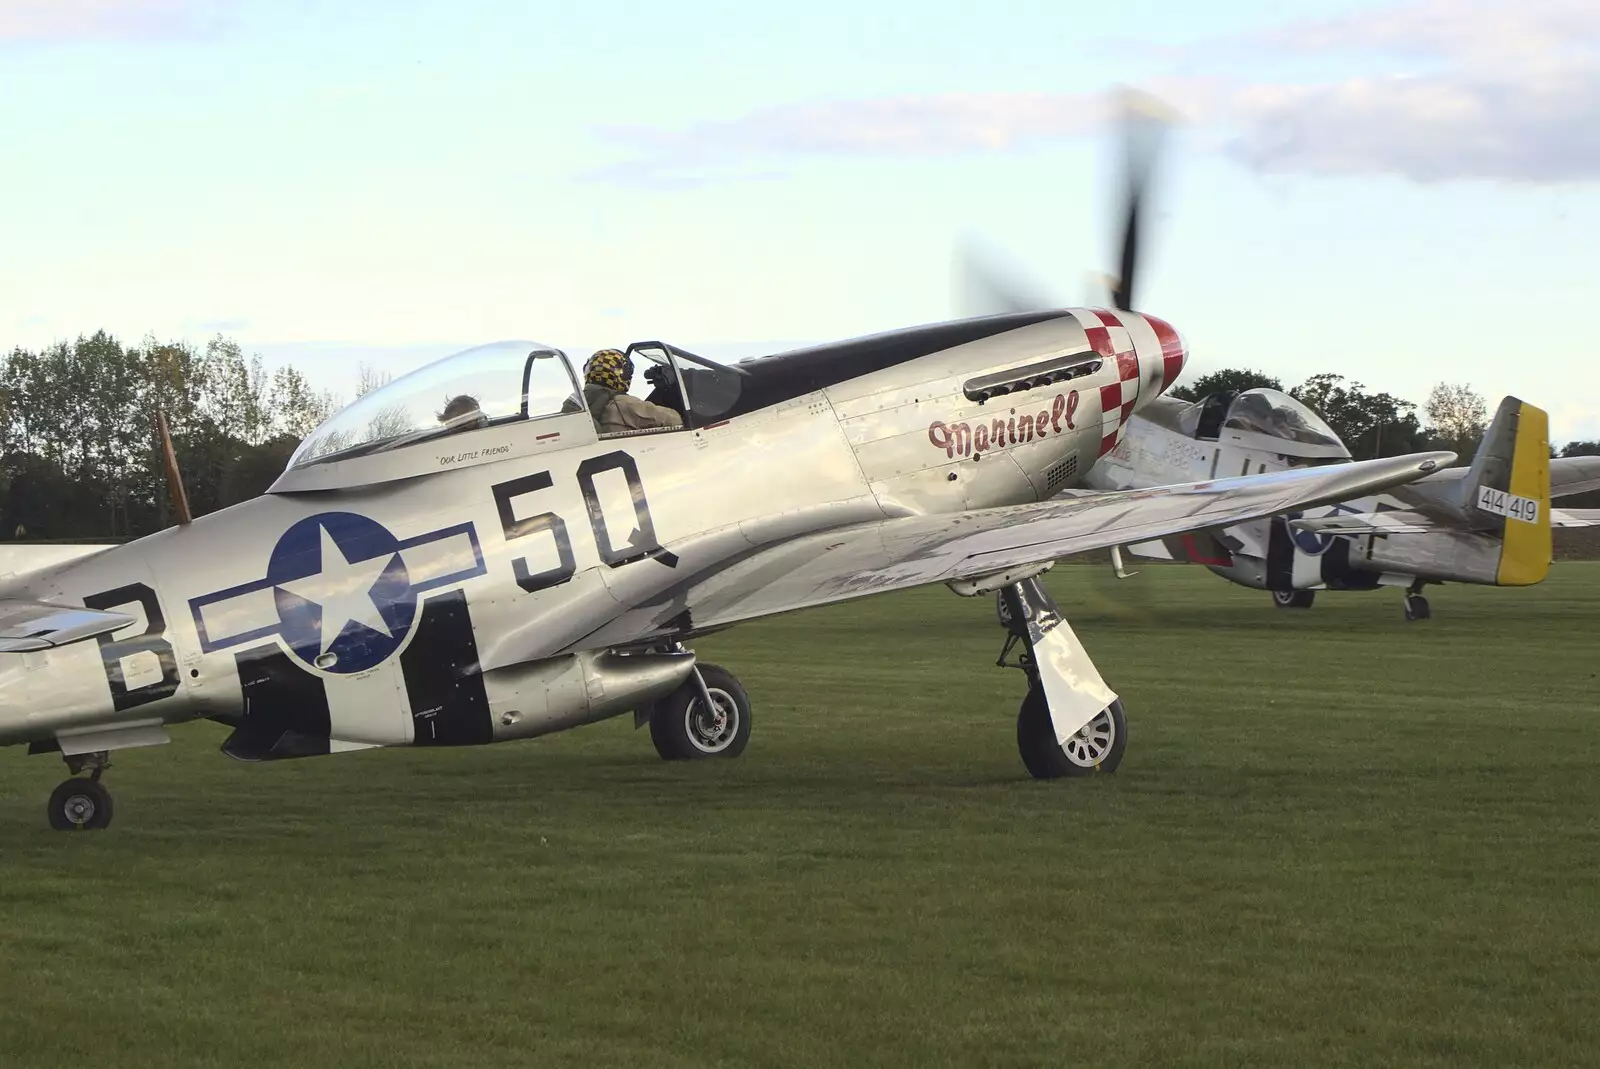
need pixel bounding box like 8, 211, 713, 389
1459, 397, 1552, 586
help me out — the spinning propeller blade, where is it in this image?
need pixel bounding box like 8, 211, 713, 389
954, 87, 1177, 316
955, 236, 1058, 317
1109, 87, 1175, 312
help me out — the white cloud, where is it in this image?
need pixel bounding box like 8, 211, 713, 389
1246, 0, 1600, 65
591, 0, 1600, 186
597, 92, 1109, 162
586, 91, 1115, 187
1222, 65, 1600, 182
0, 0, 228, 42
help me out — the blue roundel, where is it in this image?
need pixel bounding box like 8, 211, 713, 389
1286, 504, 1365, 557
1286, 511, 1334, 557
267, 512, 414, 674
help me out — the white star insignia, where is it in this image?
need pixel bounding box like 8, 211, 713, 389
277, 525, 399, 656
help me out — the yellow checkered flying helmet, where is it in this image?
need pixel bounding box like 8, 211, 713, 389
585, 349, 633, 394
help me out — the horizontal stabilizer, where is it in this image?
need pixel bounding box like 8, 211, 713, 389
1551, 455, 1600, 499
0, 599, 135, 653
1290, 510, 1437, 536
1552, 508, 1600, 528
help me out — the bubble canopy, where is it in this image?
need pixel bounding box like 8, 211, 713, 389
287, 341, 583, 470
1219, 388, 1350, 459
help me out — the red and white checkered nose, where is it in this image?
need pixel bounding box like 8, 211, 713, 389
1141, 313, 1188, 397
1072, 308, 1189, 458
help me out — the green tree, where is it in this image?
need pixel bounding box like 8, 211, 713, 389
0, 330, 348, 538
1290, 373, 1426, 461
197, 335, 272, 446
1558, 440, 1600, 458
268, 365, 336, 438
1424, 382, 1489, 459
1167, 368, 1283, 403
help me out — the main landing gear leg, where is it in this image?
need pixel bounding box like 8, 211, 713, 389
1403, 579, 1431, 622
996, 578, 1127, 778
48, 752, 115, 831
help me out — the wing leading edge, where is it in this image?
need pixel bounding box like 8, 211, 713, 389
565, 451, 1455, 652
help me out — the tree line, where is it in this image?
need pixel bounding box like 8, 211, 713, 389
1170, 369, 1600, 509
1169, 368, 1600, 464
1, 333, 1596, 541
0, 332, 341, 540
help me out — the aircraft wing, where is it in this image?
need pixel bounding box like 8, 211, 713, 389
1552, 508, 1600, 528
1552, 456, 1600, 499
559, 451, 1452, 652
0, 599, 137, 653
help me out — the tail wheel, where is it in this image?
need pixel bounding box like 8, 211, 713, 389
1016, 684, 1126, 779
48, 778, 114, 831
1272, 589, 1315, 609
649, 663, 751, 760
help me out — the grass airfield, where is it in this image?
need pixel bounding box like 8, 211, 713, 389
1, 564, 1597, 1068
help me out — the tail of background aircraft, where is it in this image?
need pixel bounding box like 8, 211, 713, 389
1450, 396, 1553, 586
1322, 395, 1555, 588
1118, 396, 1561, 592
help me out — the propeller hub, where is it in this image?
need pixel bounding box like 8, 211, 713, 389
1143, 313, 1187, 396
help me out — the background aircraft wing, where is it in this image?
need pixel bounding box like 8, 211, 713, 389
558, 452, 1451, 652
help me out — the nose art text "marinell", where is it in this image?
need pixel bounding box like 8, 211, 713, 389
928, 391, 1080, 458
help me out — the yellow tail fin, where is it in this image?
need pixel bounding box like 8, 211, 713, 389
1484, 401, 1552, 585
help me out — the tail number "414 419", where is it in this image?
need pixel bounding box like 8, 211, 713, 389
1478, 485, 1540, 524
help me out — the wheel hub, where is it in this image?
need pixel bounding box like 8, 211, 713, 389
62, 794, 96, 825
687, 690, 736, 751
1064, 709, 1115, 766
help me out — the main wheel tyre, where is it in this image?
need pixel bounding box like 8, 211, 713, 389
1404, 593, 1431, 622
1272, 589, 1315, 609
649, 664, 751, 761
1016, 685, 1126, 779
48, 778, 113, 831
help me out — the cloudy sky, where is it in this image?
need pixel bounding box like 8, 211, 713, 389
3, 0, 1598, 442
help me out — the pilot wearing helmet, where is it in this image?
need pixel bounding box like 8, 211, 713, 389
579, 348, 683, 434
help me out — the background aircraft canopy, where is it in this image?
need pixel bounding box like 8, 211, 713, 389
287, 341, 582, 470
1219, 388, 1351, 460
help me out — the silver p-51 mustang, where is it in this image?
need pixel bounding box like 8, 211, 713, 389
0, 318, 1451, 829
0, 96, 1455, 830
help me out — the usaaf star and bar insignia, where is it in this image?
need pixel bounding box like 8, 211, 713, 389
188, 512, 487, 675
